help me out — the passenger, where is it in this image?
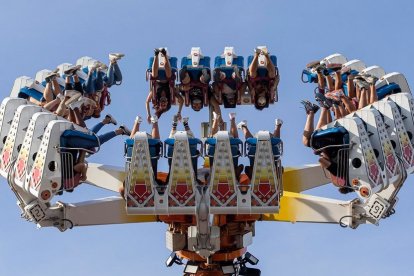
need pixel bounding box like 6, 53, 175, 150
55, 65, 84, 116
165, 116, 201, 184
300, 100, 352, 194
179, 64, 210, 112
146, 48, 183, 121
237, 117, 283, 179
212, 66, 246, 108
60, 121, 131, 150
247, 48, 279, 110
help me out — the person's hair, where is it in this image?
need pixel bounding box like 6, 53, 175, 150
154, 84, 171, 112
222, 95, 236, 108
254, 93, 269, 110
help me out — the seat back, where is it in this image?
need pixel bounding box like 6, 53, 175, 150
209, 131, 238, 214
166, 131, 198, 214
26, 120, 73, 203
247, 131, 282, 214
10, 76, 34, 98
147, 55, 178, 80
388, 93, 414, 146
321, 53, 347, 65
14, 112, 58, 191
372, 99, 414, 173
361, 65, 386, 79
342, 59, 366, 72
376, 72, 410, 94
181, 47, 211, 69
0, 105, 43, 178
214, 46, 244, 69
125, 132, 167, 214
0, 98, 30, 154
355, 108, 402, 186
11, 76, 45, 101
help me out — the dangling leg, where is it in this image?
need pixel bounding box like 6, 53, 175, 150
334, 71, 343, 91
229, 113, 239, 138
369, 83, 378, 104
248, 50, 260, 78
238, 120, 254, 139
43, 82, 55, 103
183, 117, 194, 138
264, 53, 276, 78
316, 107, 329, 129
161, 48, 172, 79
151, 116, 160, 139
326, 75, 335, 92
169, 115, 178, 138
130, 116, 142, 138
273, 119, 283, 138
151, 49, 160, 79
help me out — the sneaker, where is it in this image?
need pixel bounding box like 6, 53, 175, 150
160, 48, 167, 57
179, 66, 188, 82
150, 115, 158, 124
229, 112, 236, 120
254, 48, 261, 55
306, 60, 320, 69
64, 65, 81, 76
201, 69, 210, 83
69, 99, 83, 110
135, 115, 143, 124
182, 117, 189, 124
340, 66, 351, 75
314, 93, 332, 109
354, 79, 369, 90
64, 91, 82, 106
275, 118, 283, 126
326, 63, 343, 71
105, 114, 117, 125
109, 53, 124, 61
119, 125, 131, 136
237, 120, 247, 129
57, 93, 65, 101
44, 72, 58, 83
325, 90, 345, 102
363, 75, 378, 85
301, 100, 319, 114
154, 48, 160, 56
81, 97, 97, 108
99, 63, 108, 71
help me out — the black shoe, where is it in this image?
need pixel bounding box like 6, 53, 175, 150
154, 48, 160, 56
179, 66, 188, 82
315, 92, 332, 109
160, 48, 167, 56
119, 125, 132, 136
64, 65, 81, 76
301, 100, 319, 114
45, 72, 58, 83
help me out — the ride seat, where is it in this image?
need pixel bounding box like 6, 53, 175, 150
205, 137, 243, 168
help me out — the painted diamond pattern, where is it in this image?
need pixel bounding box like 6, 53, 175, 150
403, 145, 413, 165
369, 163, 379, 183
17, 158, 26, 178
386, 154, 396, 174
1, 150, 10, 169
257, 179, 271, 198
133, 183, 151, 200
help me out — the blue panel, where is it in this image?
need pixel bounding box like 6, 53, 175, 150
377, 83, 401, 100
124, 138, 161, 158
214, 56, 244, 68
148, 56, 178, 70
247, 55, 277, 66
19, 87, 43, 101
181, 56, 211, 68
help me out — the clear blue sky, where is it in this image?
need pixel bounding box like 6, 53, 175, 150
0, 0, 414, 275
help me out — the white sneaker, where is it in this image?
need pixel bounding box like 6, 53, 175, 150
69, 99, 83, 110
57, 93, 65, 101
88, 62, 98, 73
228, 112, 236, 120
150, 115, 158, 124
109, 53, 124, 61
135, 115, 143, 124
275, 118, 283, 126
64, 91, 82, 106
237, 120, 247, 129
172, 115, 178, 123
119, 125, 131, 136
182, 117, 189, 124
105, 114, 118, 125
